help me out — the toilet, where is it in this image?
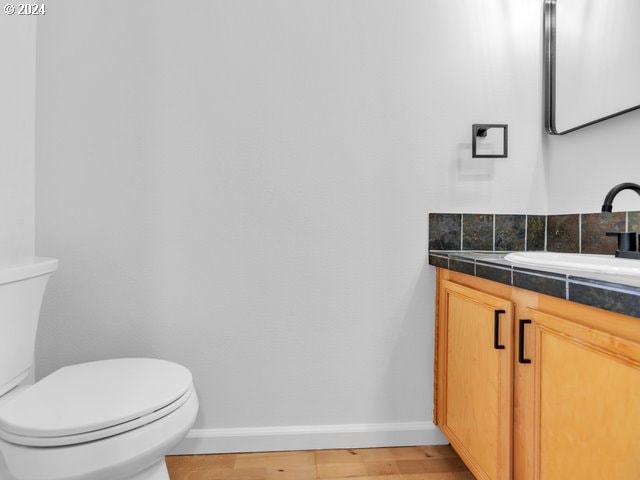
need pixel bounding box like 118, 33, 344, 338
0, 258, 199, 480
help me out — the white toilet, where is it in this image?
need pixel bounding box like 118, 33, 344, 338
0, 258, 199, 480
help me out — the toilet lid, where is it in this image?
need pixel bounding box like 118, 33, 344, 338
0, 358, 193, 440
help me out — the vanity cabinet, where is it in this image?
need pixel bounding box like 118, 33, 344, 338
435, 280, 513, 480
435, 268, 640, 480
527, 309, 640, 479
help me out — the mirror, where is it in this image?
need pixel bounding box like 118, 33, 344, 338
544, 0, 640, 134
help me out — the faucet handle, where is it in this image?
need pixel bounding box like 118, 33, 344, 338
606, 231, 638, 253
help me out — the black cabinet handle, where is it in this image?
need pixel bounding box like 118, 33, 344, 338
519, 319, 532, 364
494, 309, 506, 350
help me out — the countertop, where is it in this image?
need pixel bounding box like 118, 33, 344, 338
429, 251, 640, 319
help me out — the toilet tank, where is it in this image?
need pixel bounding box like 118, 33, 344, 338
0, 258, 58, 396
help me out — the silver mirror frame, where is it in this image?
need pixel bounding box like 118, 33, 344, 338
544, 0, 640, 135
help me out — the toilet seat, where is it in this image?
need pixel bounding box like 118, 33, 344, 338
0, 388, 199, 480
0, 358, 193, 447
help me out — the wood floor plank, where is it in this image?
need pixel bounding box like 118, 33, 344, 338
166, 454, 236, 470
167, 446, 473, 480
317, 462, 369, 478
417, 446, 458, 459
354, 447, 435, 462
319, 473, 474, 480
166, 466, 264, 480
234, 451, 315, 468
396, 458, 468, 474
364, 461, 401, 476
315, 449, 364, 465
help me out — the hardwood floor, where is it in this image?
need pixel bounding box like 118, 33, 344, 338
166, 445, 475, 480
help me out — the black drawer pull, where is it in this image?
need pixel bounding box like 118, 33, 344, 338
494, 309, 506, 350
519, 319, 532, 364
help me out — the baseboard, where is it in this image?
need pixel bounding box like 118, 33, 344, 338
170, 421, 448, 455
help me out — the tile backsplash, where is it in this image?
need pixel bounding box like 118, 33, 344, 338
546, 214, 579, 253
429, 211, 640, 255
495, 214, 526, 251
462, 214, 494, 250
428, 213, 462, 250
526, 215, 546, 250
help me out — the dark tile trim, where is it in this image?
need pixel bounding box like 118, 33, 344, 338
428, 254, 449, 269
475, 264, 512, 285
450, 258, 475, 276
513, 266, 566, 279
513, 271, 566, 299
427, 210, 640, 319
427, 251, 640, 320
568, 281, 640, 318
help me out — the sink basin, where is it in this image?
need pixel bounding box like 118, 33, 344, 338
504, 252, 640, 275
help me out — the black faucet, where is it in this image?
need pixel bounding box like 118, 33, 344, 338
602, 182, 640, 259
601, 182, 640, 212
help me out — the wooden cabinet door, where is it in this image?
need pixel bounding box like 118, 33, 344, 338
528, 309, 640, 480
436, 280, 514, 480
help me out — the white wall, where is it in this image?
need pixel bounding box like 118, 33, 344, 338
0, 15, 36, 256
545, 109, 640, 214
35, 0, 546, 452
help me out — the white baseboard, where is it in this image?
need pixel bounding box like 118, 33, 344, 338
170, 421, 447, 455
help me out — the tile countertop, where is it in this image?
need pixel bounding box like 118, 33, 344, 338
428, 251, 640, 319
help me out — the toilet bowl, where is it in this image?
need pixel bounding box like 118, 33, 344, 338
0, 259, 199, 480
0, 358, 199, 480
